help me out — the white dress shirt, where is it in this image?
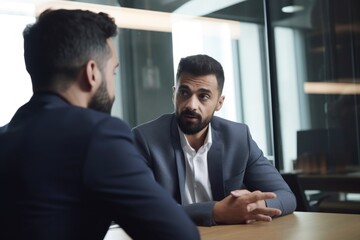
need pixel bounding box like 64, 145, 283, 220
178, 125, 213, 205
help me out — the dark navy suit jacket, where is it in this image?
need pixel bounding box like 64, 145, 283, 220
133, 114, 297, 226
0, 123, 7, 133
0, 94, 199, 240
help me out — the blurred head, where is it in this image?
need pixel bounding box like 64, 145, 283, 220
173, 54, 225, 135
23, 9, 118, 113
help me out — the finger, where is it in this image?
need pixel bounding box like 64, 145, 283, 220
246, 202, 282, 216
251, 214, 273, 222
230, 189, 250, 197
245, 219, 256, 224
244, 213, 273, 224
246, 202, 258, 212
252, 207, 282, 217
245, 191, 277, 203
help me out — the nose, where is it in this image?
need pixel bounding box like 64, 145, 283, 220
184, 95, 199, 111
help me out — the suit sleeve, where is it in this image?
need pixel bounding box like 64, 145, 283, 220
243, 126, 297, 215
182, 202, 217, 226
83, 118, 199, 240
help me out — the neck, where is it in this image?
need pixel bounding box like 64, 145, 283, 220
56, 84, 90, 109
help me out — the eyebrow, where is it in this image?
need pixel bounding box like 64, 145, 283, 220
178, 85, 213, 95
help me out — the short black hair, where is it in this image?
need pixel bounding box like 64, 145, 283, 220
23, 9, 117, 92
176, 54, 225, 94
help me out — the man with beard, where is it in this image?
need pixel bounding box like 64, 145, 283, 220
132, 54, 297, 226
0, 9, 200, 240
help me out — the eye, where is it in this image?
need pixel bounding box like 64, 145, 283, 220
178, 89, 189, 97
199, 93, 210, 100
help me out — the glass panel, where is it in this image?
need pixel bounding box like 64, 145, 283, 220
268, 0, 360, 173
267, 0, 360, 214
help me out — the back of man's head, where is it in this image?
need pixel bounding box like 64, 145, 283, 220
23, 9, 117, 92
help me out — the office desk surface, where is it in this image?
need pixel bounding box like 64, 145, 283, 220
104, 212, 360, 240
198, 212, 360, 240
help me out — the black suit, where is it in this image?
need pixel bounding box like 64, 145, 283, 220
0, 124, 7, 133
0, 94, 199, 240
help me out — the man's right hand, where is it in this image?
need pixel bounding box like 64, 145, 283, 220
212, 189, 282, 224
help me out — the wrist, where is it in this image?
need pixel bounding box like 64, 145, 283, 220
212, 201, 224, 224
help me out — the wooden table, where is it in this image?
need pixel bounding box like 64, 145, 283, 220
198, 212, 360, 240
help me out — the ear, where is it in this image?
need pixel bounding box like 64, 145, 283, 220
84, 60, 101, 92
215, 95, 225, 111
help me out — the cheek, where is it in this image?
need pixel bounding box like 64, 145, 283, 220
174, 98, 180, 109
107, 75, 116, 97
205, 103, 217, 114
174, 98, 185, 111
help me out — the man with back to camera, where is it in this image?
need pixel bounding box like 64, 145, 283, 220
0, 9, 200, 240
132, 54, 297, 226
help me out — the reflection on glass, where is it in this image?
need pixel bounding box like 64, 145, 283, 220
269, 0, 360, 173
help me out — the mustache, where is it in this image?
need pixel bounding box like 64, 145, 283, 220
180, 110, 201, 119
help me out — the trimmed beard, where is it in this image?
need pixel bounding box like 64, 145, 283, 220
88, 79, 114, 114
176, 109, 212, 135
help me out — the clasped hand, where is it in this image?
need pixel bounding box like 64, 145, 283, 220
213, 189, 282, 224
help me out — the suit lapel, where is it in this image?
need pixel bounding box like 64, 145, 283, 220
170, 115, 225, 202
208, 127, 225, 201
170, 116, 186, 204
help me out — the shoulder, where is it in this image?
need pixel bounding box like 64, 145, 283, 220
210, 116, 252, 142
0, 124, 8, 134
133, 113, 174, 132
132, 114, 175, 146
61, 106, 131, 136
211, 116, 248, 132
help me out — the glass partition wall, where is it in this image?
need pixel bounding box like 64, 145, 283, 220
267, 0, 360, 174
1, 0, 359, 212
